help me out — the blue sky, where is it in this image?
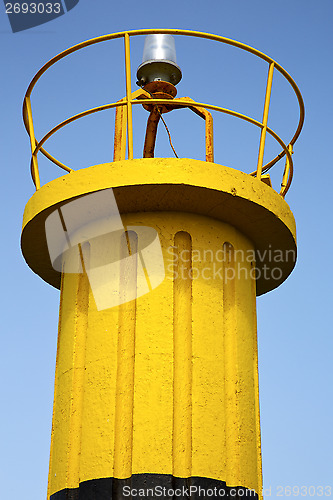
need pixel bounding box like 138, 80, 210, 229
1, 0, 332, 498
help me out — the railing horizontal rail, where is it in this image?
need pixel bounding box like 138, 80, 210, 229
29, 96, 293, 195
32, 101, 127, 156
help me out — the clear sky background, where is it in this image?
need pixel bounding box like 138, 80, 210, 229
1, 1, 332, 499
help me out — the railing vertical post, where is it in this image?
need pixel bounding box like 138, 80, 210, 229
205, 113, 214, 163
256, 62, 274, 178
113, 101, 127, 162
124, 33, 134, 160
280, 143, 293, 196
25, 96, 40, 190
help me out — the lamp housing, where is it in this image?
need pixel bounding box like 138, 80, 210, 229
136, 34, 182, 87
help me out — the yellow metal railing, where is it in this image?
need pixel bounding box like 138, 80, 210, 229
23, 29, 304, 196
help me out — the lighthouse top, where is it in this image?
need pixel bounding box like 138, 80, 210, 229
21, 29, 304, 295
22, 29, 304, 195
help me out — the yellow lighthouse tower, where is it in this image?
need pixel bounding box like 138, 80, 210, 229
21, 30, 304, 500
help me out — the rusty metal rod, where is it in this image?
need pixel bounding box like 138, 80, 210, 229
143, 108, 161, 158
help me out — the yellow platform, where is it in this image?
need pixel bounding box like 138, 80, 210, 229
22, 158, 296, 296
